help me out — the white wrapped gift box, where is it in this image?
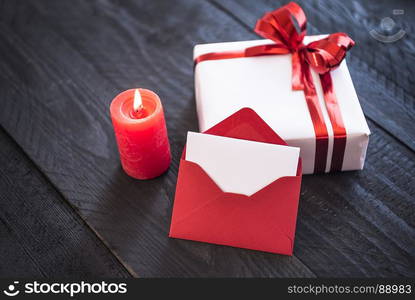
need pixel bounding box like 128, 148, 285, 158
194, 36, 370, 174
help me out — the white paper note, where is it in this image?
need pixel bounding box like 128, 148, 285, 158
185, 132, 300, 196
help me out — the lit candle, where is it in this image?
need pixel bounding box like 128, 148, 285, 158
110, 88, 171, 179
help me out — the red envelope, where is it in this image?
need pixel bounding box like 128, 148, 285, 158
169, 108, 302, 255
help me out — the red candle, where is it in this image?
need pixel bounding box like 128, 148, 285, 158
110, 88, 171, 179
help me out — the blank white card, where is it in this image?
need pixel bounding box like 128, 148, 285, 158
185, 132, 300, 196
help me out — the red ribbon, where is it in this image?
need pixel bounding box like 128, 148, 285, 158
194, 2, 354, 173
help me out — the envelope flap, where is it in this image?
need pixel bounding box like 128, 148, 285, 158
182, 108, 302, 175
202, 108, 301, 176
205, 107, 288, 145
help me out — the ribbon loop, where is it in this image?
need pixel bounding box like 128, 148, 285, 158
255, 2, 307, 50
304, 33, 355, 74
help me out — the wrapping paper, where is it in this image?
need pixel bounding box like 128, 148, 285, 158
194, 36, 370, 174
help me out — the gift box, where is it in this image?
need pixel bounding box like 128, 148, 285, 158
169, 108, 302, 255
193, 3, 370, 174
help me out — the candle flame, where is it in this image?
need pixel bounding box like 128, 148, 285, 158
133, 89, 143, 112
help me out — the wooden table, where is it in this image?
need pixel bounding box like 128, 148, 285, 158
0, 0, 414, 278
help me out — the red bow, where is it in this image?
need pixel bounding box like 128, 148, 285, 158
247, 2, 354, 90
194, 2, 355, 173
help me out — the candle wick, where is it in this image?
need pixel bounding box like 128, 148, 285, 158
133, 89, 143, 112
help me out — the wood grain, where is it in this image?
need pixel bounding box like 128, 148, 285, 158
0, 0, 413, 277
0, 129, 130, 278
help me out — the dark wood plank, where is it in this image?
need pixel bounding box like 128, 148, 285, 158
0, 128, 131, 278
0, 218, 48, 277
296, 120, 415, 277
0, 0, 314, 277
0, 0, 413, 277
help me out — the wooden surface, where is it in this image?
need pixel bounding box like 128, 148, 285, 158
0, 0, 414, 277
0, 128, 130, 277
